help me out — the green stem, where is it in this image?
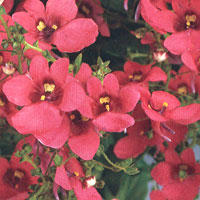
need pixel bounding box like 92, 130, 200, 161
0, 15, 11, 39
23, 41, 56, 62
129, 53, 148, 60
17, 54, 22, 74
24, 154, 38, 169
101, 151, 126, 172
32, 177, 46, 199
92, 159, 115, 171
24, 41, 43, 53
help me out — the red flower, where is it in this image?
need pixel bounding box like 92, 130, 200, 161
12, 0, 98, 52
114, 104, 156, 159
87, 74, 140, 132
64, 110, 100, 160
2, 0, 14, 13
141, 90, 200, 125
0, 153, 38, 200
141, 0, 200, 55
151, 148, 200, 200
3, 56, 86, 148
169, 65, 196, 94
113, 61, 167, 88
76, 0, 110, 37
55, 148, 101, 200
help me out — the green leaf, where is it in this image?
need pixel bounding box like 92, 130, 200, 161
0, 6, 6, 15
74, 53, 82, 74
53, 154, 63, 166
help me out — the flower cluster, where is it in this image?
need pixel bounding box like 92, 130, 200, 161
0, 0, 200, 199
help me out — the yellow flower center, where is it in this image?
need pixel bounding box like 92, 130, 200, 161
44, 83, 55, 93
162, 102, 168, 107
185, 14, 196, 28
52, 24, 58, 30
178, 85, 187, 95
0, 98, 5, 106
128, 74, 142, 81
37, 21, 46, 32
74, 171, 79, 176
81, 5, 91, 16
70, 114, 76, 120
14, 170, 24, 179
0, 55, 3, 64
99, 96, 110, 104
81, 115, 89, 121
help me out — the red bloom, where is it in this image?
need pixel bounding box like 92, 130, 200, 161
0, 153, 38, 200
3, 56, 86, 148
141, 0, 200, 55
2, 0, 14, 13
169, 65, 196, 94
64, 110, 100, 160
76, 0, 110, 37
114, 104, 156, 159
12, 0, 98, 52
55, 148, 101, 200
87, 74, 140, 132
141, 90, 200, 125
113, 61, 167, 88
151, 148, 200, 200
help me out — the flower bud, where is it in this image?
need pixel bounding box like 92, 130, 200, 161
153, 50, 168, 62
2, 62, 16, 75
84, 176, 96, 188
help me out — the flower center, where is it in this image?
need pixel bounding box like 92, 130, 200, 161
0, 98, 5, 106
3, 168, 27, 191
148, 101, 168, 114
185, 14, 196, 29
128, 71, 143, 82
177, 85, 187, 95
69, 110, 89, 123
0, 55, 3, 64
40, 83, 56, 101
99, 96, 110, 111
37, 21, 58, 42
79, 3, 92, 17
179, 164, 188, 182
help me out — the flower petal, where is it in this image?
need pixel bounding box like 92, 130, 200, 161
46, 0, 77, 25
11, 102, 63, 134
3, 75, 33, 106
93, 112, 134, 132
29, 55, 49, 82
12, 12, 36, 32
68, 125, 99, 160
36, 117, 70, 149
50, 58, 69, 83
55, 166, 72, 190
103, 74, 119, 97
53, 18, 98, 53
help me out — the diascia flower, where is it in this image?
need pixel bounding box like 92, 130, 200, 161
12, 0, 98, 52
113, 61, 167, 88
3, 55, 86, 148
87, 73, 140, 132
0, 153, 38, 200
76, 0, 110, 37
141, 0, 200, 55
141, 90, 200, 141
55, 148, 102, 200
151, 148, 200, 200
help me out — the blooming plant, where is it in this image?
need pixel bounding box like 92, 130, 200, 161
0, 0, 200, 199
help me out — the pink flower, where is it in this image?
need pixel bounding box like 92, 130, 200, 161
12, 0, 98, 52
3, 56, 86, 148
